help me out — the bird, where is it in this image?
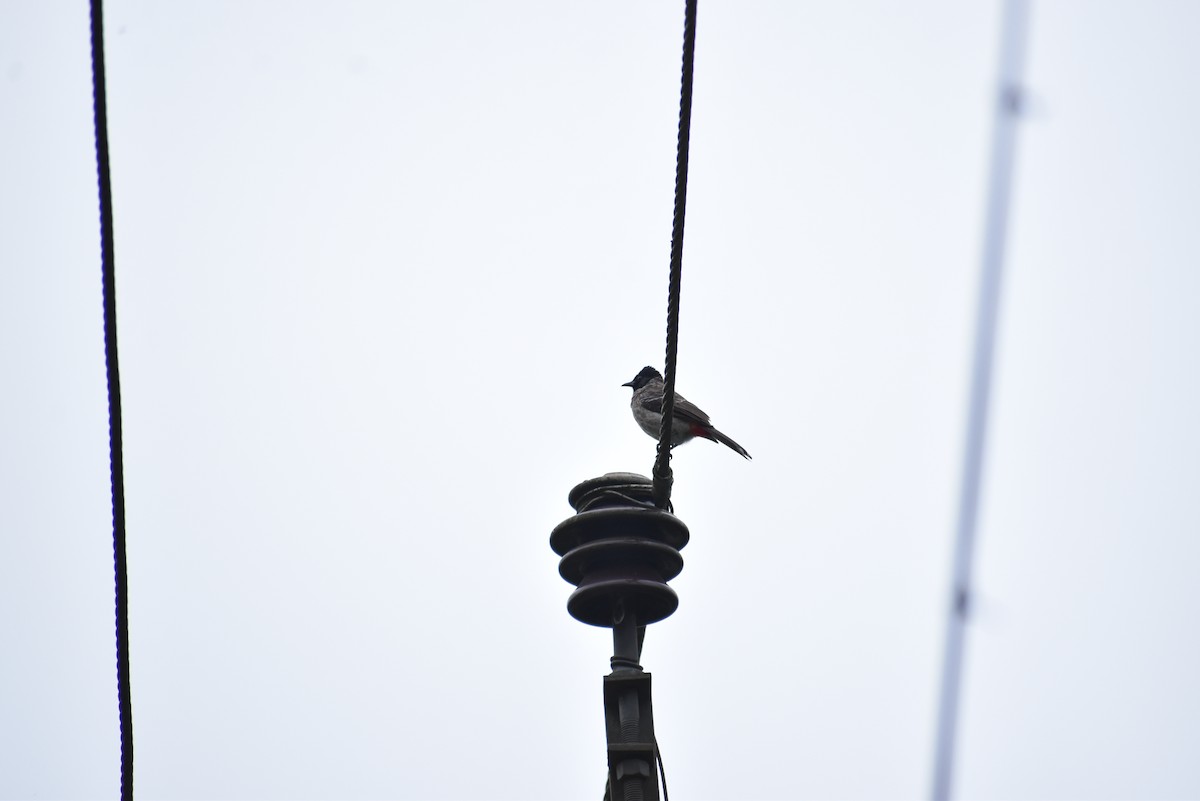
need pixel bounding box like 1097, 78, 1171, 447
622, 366, 751, 459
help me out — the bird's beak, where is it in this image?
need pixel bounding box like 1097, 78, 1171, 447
622, 380, 635, 387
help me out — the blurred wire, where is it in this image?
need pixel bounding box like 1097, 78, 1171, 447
931, 1, 1031, 798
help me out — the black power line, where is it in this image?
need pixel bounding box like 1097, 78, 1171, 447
88, 0, 134, 797
652, 0, 699, 511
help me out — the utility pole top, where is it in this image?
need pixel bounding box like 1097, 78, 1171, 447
551, 472, 689, 800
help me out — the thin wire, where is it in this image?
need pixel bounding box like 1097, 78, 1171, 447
931, 1, 1030, 798
652, 0, 699, 510
656, 739, 670, 801
89, 0, 134, 797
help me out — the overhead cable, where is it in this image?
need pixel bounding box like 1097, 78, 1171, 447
89, 1, 134, 797
931, 2, 1031, 798
653, 0, 699, 510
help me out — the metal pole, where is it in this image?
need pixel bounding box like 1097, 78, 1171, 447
606, 607, 658, 801
931, 1, 1031, 798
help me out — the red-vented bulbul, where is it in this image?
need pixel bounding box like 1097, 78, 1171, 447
623, 366, 751, 459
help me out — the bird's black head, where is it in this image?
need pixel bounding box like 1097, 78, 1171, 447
622, 366, 662, 390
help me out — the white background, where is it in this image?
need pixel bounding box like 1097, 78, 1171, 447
2, 1, 1199, 798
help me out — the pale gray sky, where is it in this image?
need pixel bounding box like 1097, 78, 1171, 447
2, 1, 1199, 799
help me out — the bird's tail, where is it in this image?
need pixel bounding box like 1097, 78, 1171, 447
705, 427, 751, 460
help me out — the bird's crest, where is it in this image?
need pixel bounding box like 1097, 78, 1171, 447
622, 366, 662, 390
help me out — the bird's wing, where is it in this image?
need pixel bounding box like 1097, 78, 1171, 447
639, 392, 711, 425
